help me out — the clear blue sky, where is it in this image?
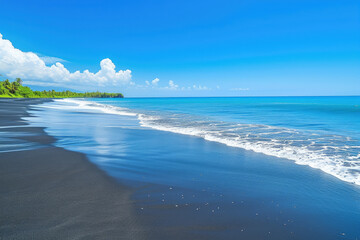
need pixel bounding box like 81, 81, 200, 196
0, 0, 359, 97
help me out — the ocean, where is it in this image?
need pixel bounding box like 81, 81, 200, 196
26, 96, 360, 239
48, 96, 360, 185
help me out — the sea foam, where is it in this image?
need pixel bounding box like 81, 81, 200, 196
55, 99, 360, 186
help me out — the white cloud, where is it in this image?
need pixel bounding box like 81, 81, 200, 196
192, 84, 209, 90
145, 77, 160, 87
168, 80, 178, 90
142, 80, 211, 91
230, 88, 250, 91
0, 33, 132, 89
152, 77, 159, 85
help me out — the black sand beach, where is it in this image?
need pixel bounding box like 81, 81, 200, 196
0, 99, 144, 239
2, 98, 360, 240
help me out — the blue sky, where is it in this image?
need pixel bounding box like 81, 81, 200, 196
0, 0, 359, 97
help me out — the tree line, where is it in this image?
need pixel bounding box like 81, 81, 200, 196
0, 78, 124, 98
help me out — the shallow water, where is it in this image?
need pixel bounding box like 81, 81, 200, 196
58, 96, 360, 185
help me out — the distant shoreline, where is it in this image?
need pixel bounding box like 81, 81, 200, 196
0, 79, 124, 98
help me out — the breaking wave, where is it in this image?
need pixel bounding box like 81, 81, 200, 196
55, 98, 360, 185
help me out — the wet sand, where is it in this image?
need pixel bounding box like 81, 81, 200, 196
0, 99, 144, 239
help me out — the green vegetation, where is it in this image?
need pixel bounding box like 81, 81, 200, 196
0, 78, 124, 98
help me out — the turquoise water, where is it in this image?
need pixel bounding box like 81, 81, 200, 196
61, 96, 360, 185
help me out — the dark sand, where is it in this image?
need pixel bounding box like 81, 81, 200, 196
0, 99, 144, 239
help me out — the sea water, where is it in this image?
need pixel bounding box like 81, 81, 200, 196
25, 96, 360, 238
56, 96, 360, 186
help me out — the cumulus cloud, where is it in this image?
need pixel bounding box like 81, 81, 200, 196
145, 77, 160, 87
0, 33, 132, 88
152, 77, 159, 85
167, 80, 178, 90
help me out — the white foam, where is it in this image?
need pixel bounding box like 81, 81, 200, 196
55, 99, 137, 116
53, 98, 360, 186
138, 112, 360, 186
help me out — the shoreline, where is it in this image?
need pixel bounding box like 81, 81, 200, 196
29, 98, 360, 239
2, 98, 360, 239
0, 99, 144, 239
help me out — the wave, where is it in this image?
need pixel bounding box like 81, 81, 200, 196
55, 99, 137, 116
55, 99, 360, 186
